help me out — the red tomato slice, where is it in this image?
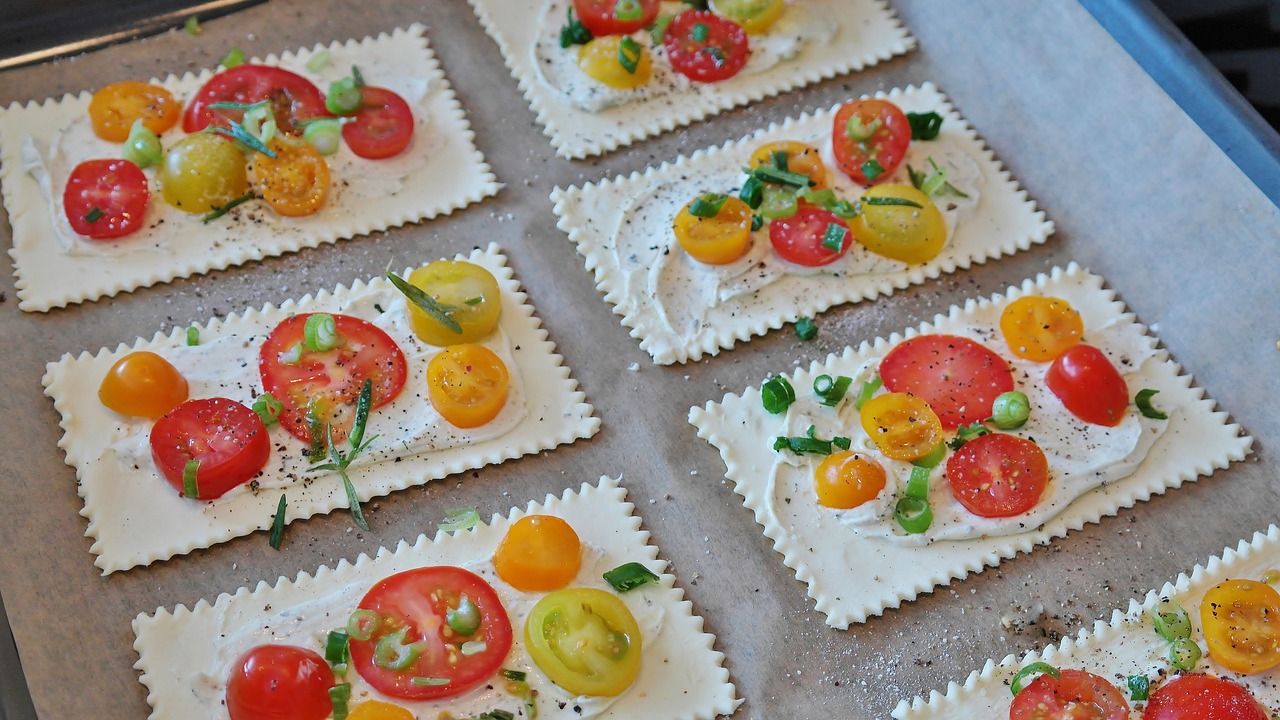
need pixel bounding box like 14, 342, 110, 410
1009, 669, 1129, 720
63, 159, 150, 240
663, 11, 750, 83
946, 432, 1048, 518
341, 86, 414, 160
1145, 674, 1270, 720
573, 0, 660, 35
880, 334, 1014, 429
226, 644, 334, 720
349, 566, 513, 700
258, 313, 407, 445
149, 397, 271, 499
768, 204, 851, 266
1045, 344, 1129, 427
831, 98, 912, 184
183, 64, 329, 134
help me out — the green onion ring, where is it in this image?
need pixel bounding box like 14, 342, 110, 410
1169, 637, 1203, 671
346, 609, 382, 642
894, 496, 932, 534
303, 313, 341, 352
1151, 598, 1192, 641
1010, 662, 1059, 696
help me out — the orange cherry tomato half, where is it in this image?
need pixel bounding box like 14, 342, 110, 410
814, 451, 887, 509
1201, 579, 1280, 674
1145, 674, 1270, 720
226, 644, 334, 720
1000, 296, 1084, 362
749, 141, 829, 190
493, 515, 583, 592
348, 701, 415, 720
98, 351, 189, 419
945, 432, 1048, 518
251, 139, 330, 217
831, 98, 911, 185
88, 81, 179, 143
1045, 344, 1129, 427
859, 392, 943, 462
673, 196, 753, 265
426, 344, 510, 429
1009, 669, 1129, 720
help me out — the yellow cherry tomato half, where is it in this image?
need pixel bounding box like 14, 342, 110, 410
88, 81, 180, 143
157, 133, 249, 214
250, 139, 330, 217
748, 140, 829, 190
673, 195, 753, 265
814, 450, 887, 509
525, 588, 643, 697
859, 392, 944, 462
98, 351, 189, 420
1201, 579, 1280, 674
347, 700, 415, 720
493, 515, 583, 592
999, 295, 1085, 362
850, 183, 947, 264
709, 0, 787, 34
426, 344, 510, 429
406, 260, 502, 346
578, 35, 652, 90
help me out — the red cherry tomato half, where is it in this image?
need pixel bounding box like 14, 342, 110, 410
183, 64, 329, 134
946, 432, 1049, 518
768, 204, 852, 266
349, 566, 513, 700
149, 397, 271, 500
341, 86, 415, 160
1044, 344, 1129, 427
226, 644, 335, 720
258, 313, 407, 446
663, 11, 750, 83
63, 159, 150, 240
1145, 674, 1270, 720
1008, 669, 1129, 720
880, 334, 1014, 429
573, 0, 660, 35
831, 98, 912, 185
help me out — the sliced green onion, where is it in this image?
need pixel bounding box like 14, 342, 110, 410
123, 120, 163, 168
306, 50, 332, 73
906, 111, 943, 140
689, 193, 728, 218
387, 272, 463, 335
863, 196, 922, 208
185, 326, 200, 346
202, 191, 256, 224
905, 465, 931, 499
821, 223, 848, 253
861, 159, 885, 182
182, 459, 200, 499
269, 494, 287, 549
773, 435, 834, 455
460, 640, 488, 656
480, 711, 515, 720
1169, 637, 1202, 671
346, 609, 382, 642
604, 562, 660, 592
814, 375, 853, 407
829, 199, 858, 219
501, 669, 527, 682
220, 47, 245, 68
1152, 599, 1192, 641
329, 683, 352, 720
618, 36, 641, 74
1010, 662, 1059, 696
894, 496, 932, 534
252, 393, 284, 426
84, 206, 104, 224
749, 164, 812, 188
303, 313, 341, 352
374, 627, 426, 670
447, 595, 482, 636
846, 115, 880, 141
1135, 388, 1168, 420
853, 376, 882, 410
465, 296, 484, 306
184, 15, 201, 35
350, 65, 365, 87
440, 506, 481, 533
770, 149, 789, 171
912, 443, 946, 469
411, 676, 451, 687
761, 375, 796, 414
833, 436, 852, 450
207, 99, 272, 112
801, 188, 837, 206
795, 317, 818, 341
1127, 675, 1150, 701
692, 22, 709, 42
649, 13, 674, 43
614, 0, 643, 21
990, 391, 1031, 430
303, 119, 342, 156
279, 344, 303, 366
326, 77, 363, 116
909, 157, 969, 199
759, 185, 798, 220
738, 175, 764, 208
948, 421, 991, 450
559, 7, 594, 47
325, 630, 351, 667
750, 213, 763, 231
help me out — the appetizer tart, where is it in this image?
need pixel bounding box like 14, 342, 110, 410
467, 0, 914, 158
689, 263, 1251, 628
133, 477, 739, 720
0, 24, 500, 312
554, 83, 1053, 364
892, 526, 1280, 720
43, 245, 598, 573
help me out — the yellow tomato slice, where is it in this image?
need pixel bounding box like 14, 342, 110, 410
493, 515, 583, 592
1201, 579, 1280, 674
251, 139, 330, 217
859, 392, 943, 461
851, 184, 947, 264
525, 588, 642, 697
1000, 296, 1084, 362
98, 351, 189, 419
406, 260, 502, 346
88, 81, 179, 143
578, 36, 652, 90
157, 133, 249, 214
426, 344, 510, 429
814, 451, 887, 509
673, 195, 753, 264
709, 0, 787, 34
749, 140, 830, 190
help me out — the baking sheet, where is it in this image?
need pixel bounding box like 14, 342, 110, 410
0, 1, 1277, 719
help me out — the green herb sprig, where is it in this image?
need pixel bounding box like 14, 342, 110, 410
308, 379, 378, 531
387, 271, 462, 334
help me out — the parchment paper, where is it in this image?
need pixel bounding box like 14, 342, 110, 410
0, 1, 1277, 718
